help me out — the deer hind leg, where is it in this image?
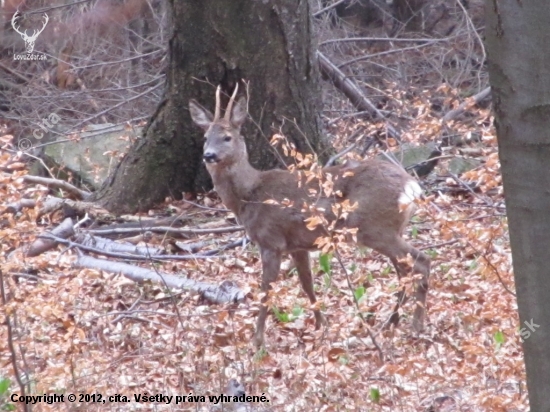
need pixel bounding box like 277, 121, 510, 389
291, 250, 326, 329
366, 236, 431, 332
254, 248, 282, 348
388, 257, 407, 327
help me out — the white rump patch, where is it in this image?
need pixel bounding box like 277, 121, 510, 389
399, 180, 423, 206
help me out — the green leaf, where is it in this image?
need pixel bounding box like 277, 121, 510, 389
0, 378, 9, 395
426, 249, 438, 259
338, 355, 349, 365
254, 347, 268, 361
354, 286, 366, 303
370, 387, 380, 403
272, 307, 290, 323
439, 264, 450, 274
319, 253, 332, 275
494, 330, 506, 348
291, 306, 304, 318
411, 225, 418, 238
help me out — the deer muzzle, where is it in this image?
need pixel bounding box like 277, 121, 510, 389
203, 152, 219, 163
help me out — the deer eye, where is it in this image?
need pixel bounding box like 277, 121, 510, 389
223, 136, 232, 142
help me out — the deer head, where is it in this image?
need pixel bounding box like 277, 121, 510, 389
189, 85, 248, 171
11, 11, 49, 53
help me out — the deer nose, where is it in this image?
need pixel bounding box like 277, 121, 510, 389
203, 152, 218, 163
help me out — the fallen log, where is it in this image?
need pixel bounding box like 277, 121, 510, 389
75, 255, 246, 304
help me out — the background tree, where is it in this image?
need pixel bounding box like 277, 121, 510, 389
485, 0, 550, 409
93, 0, 328, 213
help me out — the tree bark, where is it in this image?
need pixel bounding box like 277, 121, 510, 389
486, 1, 550, 409
93, 0, 327, 213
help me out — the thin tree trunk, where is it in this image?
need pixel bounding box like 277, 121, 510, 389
486, 1, 550, 409
93, 0, 327, 213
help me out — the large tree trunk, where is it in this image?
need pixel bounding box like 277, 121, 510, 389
486, 0, 550, 409
93, 0, 327, 213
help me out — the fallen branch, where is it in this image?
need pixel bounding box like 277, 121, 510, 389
27, 217, 75, 257
39, 233, 234, 261
23, 175, 91, 200
313, 0, 346, 17
75, 255, 246, 304
74, 233, 164, 256
317, 51, 400, 140
87, 225, 244, 237
202, 237, 250, 256
36, 196, 112, 221
2, 199, 36, 214
442, 87, 491, 123
175, 240, 215, 253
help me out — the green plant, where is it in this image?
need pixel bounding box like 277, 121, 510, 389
0, 378, 15, 411
354, 286, 366, 303
370, 387, 381, 403
493, 330, 506, 349
319, 253, 332, 275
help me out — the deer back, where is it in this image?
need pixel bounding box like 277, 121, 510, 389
189, 88, 419, 253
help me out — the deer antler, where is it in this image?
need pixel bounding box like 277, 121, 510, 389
29, 13, 49, 41
11, 12, 48, 41
224, 84, 239, 121
214, 86, 221, 121
11, 12, 24, 36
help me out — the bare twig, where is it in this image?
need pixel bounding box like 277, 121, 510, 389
0, 61, 31, 83
419, 239, 458, 250
313, 0, 347, 17
317, 51, 400, 140
325, 143, 357, 167
338, 40, 444, 68
181, 198, 230, 213
447, 172, 493, 206
320, 36, 450, 46
0, 270, 30, 411
333, 247, 385, 362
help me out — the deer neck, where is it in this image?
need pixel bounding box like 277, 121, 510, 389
209, 159, 260, 215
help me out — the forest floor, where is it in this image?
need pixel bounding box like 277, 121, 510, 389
0, 2, 527, 410
0, 82, 526, 411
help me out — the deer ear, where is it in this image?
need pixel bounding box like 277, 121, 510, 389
189, 100, 213, 131
230, 97, 247, 128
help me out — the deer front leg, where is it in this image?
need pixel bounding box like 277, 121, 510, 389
254, 248, 281, 348
291, 251, 326, 329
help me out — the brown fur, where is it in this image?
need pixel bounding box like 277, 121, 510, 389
189, 90, 430, 347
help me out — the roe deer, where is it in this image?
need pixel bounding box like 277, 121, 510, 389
189, 86, 430, 348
